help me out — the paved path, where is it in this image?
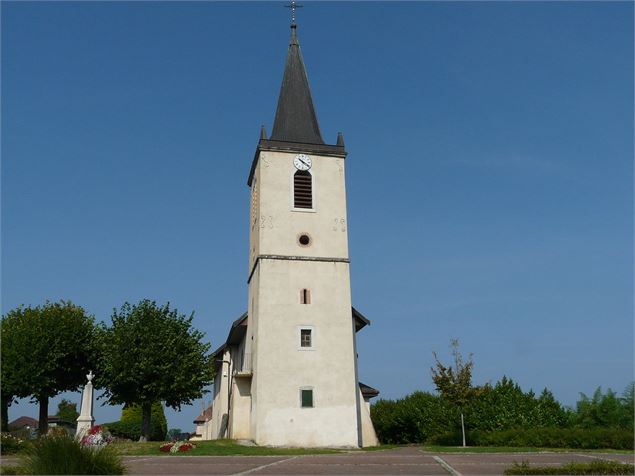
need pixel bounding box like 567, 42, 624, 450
122, 448, 635, 475
3, 448, 633, 475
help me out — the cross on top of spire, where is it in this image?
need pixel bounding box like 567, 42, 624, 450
285, 1, 303, 28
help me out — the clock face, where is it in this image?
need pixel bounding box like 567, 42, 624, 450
293, 154, 312, 171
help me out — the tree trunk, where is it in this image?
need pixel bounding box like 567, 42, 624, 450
1, 396, 9, 432
139, 402, 152, 442
39, 394, 49, 436
460, 412, 466, 447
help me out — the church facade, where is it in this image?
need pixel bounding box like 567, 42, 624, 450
204, 20, 379, 448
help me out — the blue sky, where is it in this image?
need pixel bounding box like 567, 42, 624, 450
2, 1, 633, 432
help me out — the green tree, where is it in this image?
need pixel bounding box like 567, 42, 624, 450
620, 382, 634, 430
533, 388, 569, 428
574, 386, 631, 429
56, 399, 79, 424
1, 301, 97, 434
121, 402, 167, 441
431, 339, 475, 447
467, 377, 568, 432
98, 300, 214, 441
167, 428, 183, 441
1, 315, 26, 431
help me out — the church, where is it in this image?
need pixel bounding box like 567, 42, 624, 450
198, 13, 379, 448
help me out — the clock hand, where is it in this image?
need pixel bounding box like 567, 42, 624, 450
299, 159, 309, 167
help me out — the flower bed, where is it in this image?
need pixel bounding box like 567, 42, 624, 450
0, 433, 26, 454
159, 441, 196, 453
80, 425, 113, 448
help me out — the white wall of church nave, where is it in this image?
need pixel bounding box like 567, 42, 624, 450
209, 349, 231, 440
255, 151, 349, 259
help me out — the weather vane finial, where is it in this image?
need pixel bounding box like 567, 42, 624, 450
285, 0, 303, 27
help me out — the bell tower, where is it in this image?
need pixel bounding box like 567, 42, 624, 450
245, 17, 362, 447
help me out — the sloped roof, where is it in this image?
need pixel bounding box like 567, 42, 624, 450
9, 416, 38, 429
211, 312, 248, 359
359, 382, 380, 399
352, 307, 371, 331
193, 405, 213, 424
270, 25, 324, 144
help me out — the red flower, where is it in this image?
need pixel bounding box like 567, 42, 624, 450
159, 443, 174, 453
88, 425, 102, 435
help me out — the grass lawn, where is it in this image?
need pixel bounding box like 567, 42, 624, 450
420, 445, 635, 454
112, 439, 344, 456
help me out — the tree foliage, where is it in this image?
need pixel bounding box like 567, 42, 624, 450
430, 339, 476, 446
371, 379, 633, 446
56, 399, 79, 424
431, 339, 475, 407
167, 428, 183, 441
1, 301, 97, 434
371, 391, 457, 444
573, 385, 634, 430
467, 377, 569, 432
98, 300, 214, 441
121, 402, 167, 441
1, 314, 25, 431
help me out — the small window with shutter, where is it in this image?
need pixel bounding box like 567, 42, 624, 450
294, 171, 313, 209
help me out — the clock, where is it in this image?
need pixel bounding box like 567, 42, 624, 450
293, 154, 312, 171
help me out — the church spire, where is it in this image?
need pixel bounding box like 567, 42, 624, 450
270, 13, 324, 145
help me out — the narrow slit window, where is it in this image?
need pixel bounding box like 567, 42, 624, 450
294, 171, 313, 209
300, 289, 311, 304
301, 389, 314, 408
300, 329, 312, 348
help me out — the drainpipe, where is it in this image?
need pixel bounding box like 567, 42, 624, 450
351, 321, 363, 448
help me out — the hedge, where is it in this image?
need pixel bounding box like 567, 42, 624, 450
103, 419, 166, 442
427, 427, 634, 450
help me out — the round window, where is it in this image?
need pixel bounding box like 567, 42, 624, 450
298, 234, 311, 246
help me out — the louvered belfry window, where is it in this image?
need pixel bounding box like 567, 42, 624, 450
294, 171, 313, 209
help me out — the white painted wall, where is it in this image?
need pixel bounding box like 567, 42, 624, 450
250, 150, 349, 264
209, 349, 231, 440
360, 393, 379, 447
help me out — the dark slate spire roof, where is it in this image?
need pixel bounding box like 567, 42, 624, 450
270, 25, 324, 144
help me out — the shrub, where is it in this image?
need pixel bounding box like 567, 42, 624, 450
0, 465, 24, 475
371, 391, 457, 444
469, 427, 633, 450
102, 421, 141, 441
504, 460, 635, 475
20, 434, 125, 474
120, 402, 167, 441
426, 431, 464, 446
0, 433, 27, 455
104, 416, 166, 441
371, 380, 634, 447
